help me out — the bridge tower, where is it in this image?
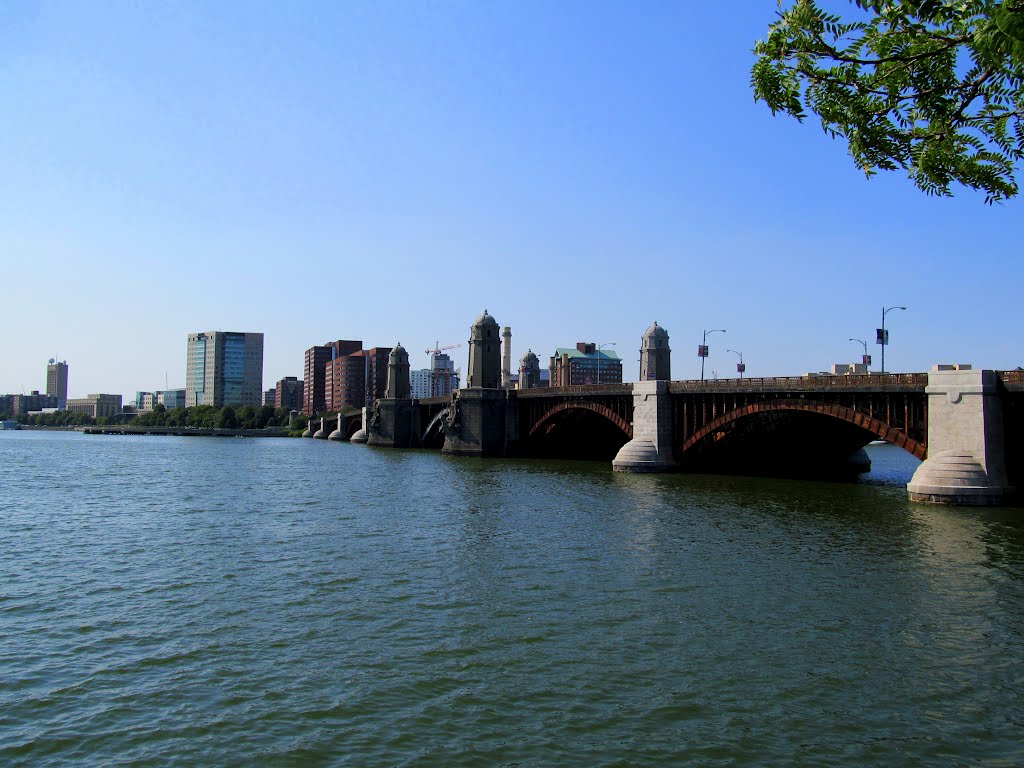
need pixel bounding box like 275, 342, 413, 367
613, 322, 675, 472
443, 310, 518, 457
518, 349, 542, 389
640, 321, 671, 382
367, 343, 419, 448
907, 367, 1012, 504
467, 310, 501, 388
386, 342, 411, 398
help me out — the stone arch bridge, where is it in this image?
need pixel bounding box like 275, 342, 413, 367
355, 368, 1021, 505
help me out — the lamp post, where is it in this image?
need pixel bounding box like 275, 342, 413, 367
699, 329, 725, 381
596, 342, 616, 385
849, 338, 871, 370
726, 349, 745, 379
878, 306, 906, 374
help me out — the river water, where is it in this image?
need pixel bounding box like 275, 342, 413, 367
1, 431, 1022, 766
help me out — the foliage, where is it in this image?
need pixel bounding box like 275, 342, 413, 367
17, 410, 95, 427
217, 406, 239, 429
753, 0, 1024, 202
131, 404, 292, 430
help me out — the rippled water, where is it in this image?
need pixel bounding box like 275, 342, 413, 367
1, 431, 1022, 766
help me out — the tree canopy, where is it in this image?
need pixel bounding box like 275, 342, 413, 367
752, 0, 1024, 202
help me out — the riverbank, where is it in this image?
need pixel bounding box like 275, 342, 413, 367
78, 425, 291, 437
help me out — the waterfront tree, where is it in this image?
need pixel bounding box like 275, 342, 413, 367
752, 0, 1024, 202
216, 406, 239, 429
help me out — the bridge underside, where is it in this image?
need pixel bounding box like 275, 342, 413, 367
523, 408, 631, 461
669, 388, 926, 479
680, 409, 886, 478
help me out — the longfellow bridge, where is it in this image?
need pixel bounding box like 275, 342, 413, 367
313, 367, 1022, 506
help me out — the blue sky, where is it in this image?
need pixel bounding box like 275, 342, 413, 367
1, 1, 1020, 398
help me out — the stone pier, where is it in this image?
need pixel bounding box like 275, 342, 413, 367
612, 380, 675, 472
908, 367, 1012, 505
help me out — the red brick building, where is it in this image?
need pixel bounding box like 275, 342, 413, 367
303, 340, 362, 415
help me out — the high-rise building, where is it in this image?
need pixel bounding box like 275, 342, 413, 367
186, 331, 264, 407
274, 377, 303, 410
429, 351, 458, 398
362, 347, 392, 406
46, 360, 68, 409
410, 369, 431, 399
325, 355, 368, 412
303, 340, 361, 415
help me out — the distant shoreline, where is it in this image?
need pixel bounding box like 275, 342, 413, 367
78, 425, 292, 438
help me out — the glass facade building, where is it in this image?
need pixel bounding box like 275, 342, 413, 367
185, 331, 264, 407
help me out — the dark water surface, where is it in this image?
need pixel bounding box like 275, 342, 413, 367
1, 431, 1022, 766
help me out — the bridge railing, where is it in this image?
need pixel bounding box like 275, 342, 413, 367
515, 384, 635, 397
667, 373, 928, 393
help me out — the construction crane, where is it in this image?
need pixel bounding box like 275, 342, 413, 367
425, 341, 461, 356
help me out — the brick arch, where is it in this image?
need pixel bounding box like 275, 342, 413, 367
679, 399, 926, 460
528, 401, 632, 440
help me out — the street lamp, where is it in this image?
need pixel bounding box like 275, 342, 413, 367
596, 342, 616, 385
726, 349, 745, 379
849, 338, 872, 369
878, 306, 906, 374
699, 329, 725, 381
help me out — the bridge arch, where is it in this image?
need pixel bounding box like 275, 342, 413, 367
679, 399, 926, 460
528, 400, 632, 440
345, 415, 363, 440
421, 407, 451, 448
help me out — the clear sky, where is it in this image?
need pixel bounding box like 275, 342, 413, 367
1, 1, 1020, 399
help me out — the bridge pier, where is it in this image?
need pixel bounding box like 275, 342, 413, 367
613, 381, 674, 472
350, 407, 368, 443
908, 368, 1012, 505
367, 399, 419, 449
442, 389, 518, 457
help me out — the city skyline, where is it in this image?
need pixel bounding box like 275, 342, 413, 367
2, 2, 1020, 399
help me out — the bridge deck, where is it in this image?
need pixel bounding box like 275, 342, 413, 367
418, 371, 1020, 400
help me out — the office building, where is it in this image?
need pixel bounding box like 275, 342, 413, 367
326, 353, 370, 412
135, 389, 187, 411
186, 331, 264, 407
274, 377, 303, 410
10, 391, 58, 416
303, 340, 362, 415
134, 392, 159, 412
550, 343, 623, 386
410, 368, 431, 399
66, 394, 122, 419
46, 360, 68, 409
159, 389, 186, 409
